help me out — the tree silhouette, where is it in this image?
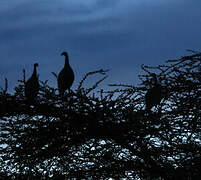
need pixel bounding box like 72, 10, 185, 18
0, 51, 200, 179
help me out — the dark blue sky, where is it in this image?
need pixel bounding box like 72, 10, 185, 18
0, 0, 201, 91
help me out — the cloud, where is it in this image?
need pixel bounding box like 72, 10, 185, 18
0, 0, 201, 91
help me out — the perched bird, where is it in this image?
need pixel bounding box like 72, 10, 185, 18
25, 63, 39, 102
58, 51, 74, 96
145, 73, 162, 111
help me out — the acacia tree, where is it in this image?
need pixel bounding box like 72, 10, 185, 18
0, 51, 200, 180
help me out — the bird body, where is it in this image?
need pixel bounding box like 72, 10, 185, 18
58, 52, 74, 95
25, 63, 39, 102
145, 73, 162, 111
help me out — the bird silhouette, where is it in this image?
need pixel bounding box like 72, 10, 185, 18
145, 73, 162, 111
25, 63, 39, 102
57, 51, 74, 96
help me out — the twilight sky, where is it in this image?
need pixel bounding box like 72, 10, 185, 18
0, 0, 201, 92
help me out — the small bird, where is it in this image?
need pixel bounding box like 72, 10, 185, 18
57, 51, 74, 96
25, 63, 39, 102
145, 73, 162, 111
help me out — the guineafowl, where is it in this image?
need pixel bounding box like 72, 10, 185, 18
25, 63, 39, 102
57, 51, 74, 96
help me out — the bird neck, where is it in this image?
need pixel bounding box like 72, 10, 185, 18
32, 66, 37, 77
153, 76, 158, 85
64, 55, 70, 67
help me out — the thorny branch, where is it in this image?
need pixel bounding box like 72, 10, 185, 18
0, 52, 200, 179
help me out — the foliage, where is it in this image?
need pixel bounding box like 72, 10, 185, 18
0, 51, 201, 179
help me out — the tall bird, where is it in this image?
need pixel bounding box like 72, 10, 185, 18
145, 73, 162, 111
25, 63, 39, 102
58, 51, 74, 96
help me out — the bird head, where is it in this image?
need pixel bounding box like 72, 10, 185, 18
34, 63, 39, 67
151, 73, 157, 78
61, 51, 68, 57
